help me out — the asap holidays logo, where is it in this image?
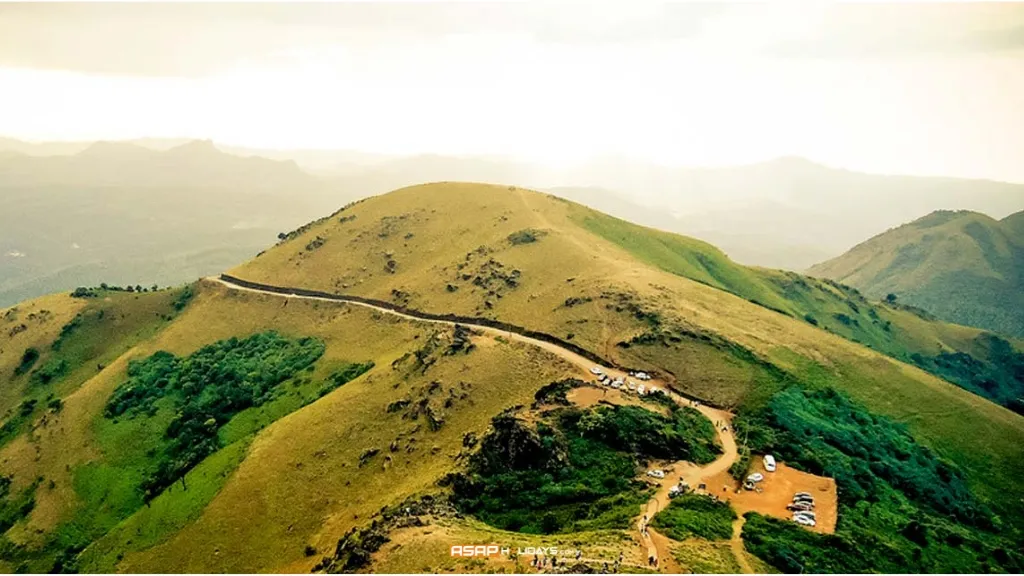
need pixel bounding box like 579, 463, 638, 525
449, 545, 574, 558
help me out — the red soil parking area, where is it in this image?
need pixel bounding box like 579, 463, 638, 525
707, 460, 838, 534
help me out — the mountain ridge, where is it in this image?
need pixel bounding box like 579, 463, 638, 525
808, 208, 1024, 338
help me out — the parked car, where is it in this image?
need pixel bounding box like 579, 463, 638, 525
763, 454, 777, 472
794, 511, 817, 520
647, 469, 666, 479
793, 515, 816, 527
793, 496, 815, 505
747, 473, 764, 483
794, 492, 812, 498
611, 381, 622, 389
591, 366, 603, 375
787, 502, 814, 512
743, 480, 756, 491
637, 384, 646, 395
627, 381, 637, 391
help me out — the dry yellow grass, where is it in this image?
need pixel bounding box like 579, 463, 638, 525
0, 293, 88, 418
370, 516, 645, 574
86, 280, 578, 572
1, 290, 179, 544
230, 182, 1024, 524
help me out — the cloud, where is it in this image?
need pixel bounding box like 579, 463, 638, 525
0, 3, 723, 77
761, 4, 1024, 59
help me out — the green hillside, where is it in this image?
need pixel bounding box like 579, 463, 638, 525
0, 183, 1021, 573
809, 210, 1024, 338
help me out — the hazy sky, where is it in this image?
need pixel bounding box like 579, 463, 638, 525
1, 2, 1024, 181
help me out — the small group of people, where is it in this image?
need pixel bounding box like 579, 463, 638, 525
598, 552, 624, 574
530, 554, 556, 570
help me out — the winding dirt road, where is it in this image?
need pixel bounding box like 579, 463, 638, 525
211, 276, 748, 572
637, 400, 745, 573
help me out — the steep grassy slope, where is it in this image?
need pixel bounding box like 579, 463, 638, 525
0, 280, 579, 572
809, 209, 1024, 338
231, 183, 1024, 528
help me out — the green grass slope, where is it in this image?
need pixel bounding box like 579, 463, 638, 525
0, 182, 1021, 573
232, 183, 1024, 528
809, 209, 1024, 338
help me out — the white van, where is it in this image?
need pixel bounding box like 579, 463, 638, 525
763, 454, 777, 472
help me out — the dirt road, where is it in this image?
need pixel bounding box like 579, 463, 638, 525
638, 401, 743, 572
212, 275, 749, 572
214, 275, 662, 391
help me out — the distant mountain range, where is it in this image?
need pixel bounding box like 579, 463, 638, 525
809, 209, 1024, 338
0, 139, 312, 189
0, 140, 349, 307
2, 136, 1023, 304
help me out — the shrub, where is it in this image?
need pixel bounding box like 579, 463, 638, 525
31, 358, 68, 386
104, 332, 324, 499
172, 285, 195, 312
14, 348, 39, 376
651, 494, 736, 540
565, 404, 720, 464
70, 287, 97, 299
316, 361, 375, 398
451, 413, 649, 534
507, 229, 544, 246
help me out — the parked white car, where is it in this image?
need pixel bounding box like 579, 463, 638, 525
763, 454, 777, 472
627, 381, 637, 391
647, 469, 666, 479
747, 473, 764, 483
590, 366, 603, 375
637, 384, 646, 395
793, 515, 816, 527
611, 381, 622, 389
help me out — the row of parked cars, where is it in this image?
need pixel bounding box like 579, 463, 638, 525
590, 366, 661, 396
788, 492, 817, 527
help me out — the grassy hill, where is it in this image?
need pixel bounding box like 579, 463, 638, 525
233, 182, 1024, 509
0, 182, 1021, 573
809, 209, 1024, 339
